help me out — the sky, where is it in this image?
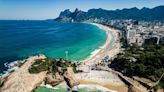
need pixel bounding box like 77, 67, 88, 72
0, 0, 164, 20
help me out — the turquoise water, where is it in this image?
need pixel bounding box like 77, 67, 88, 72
34, 86, 102, 92
34, 87, 67, 92
0, 20, 107, 73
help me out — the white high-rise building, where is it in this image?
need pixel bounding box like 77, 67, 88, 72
127, 30, 136, 39
127, 29, 143, 46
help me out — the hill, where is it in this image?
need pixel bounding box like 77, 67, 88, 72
55, 5, 164, 22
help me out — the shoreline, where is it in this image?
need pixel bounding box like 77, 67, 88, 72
80, 23, 121, 65
0, 22, 120, 76
0, 23, 122, 92
0, 23, 120, 77
0, 55, 47, 92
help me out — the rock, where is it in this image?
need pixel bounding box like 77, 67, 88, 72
64, 67, 80, 88
55, 8, 87, 22
0, 77, 5, 88
45, 72, 64, 86
157, 89, 164, 92
128, 85, 143, 92
59, 9, 72, 18
0, 55, 47, 92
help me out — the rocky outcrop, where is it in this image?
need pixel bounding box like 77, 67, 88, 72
55, 9, 73, 22
128, 85, 146, 92
71, 8, 87, 22
55, 8, 87, 22
0, 55, 47, 92
0, 77, 5, 87
44, 67, 79, 89
45, 72, 64, 86
128, 85, 140, 92
64, 67, 80, 88
1, 56, 79, 92
59, 9, 72, 18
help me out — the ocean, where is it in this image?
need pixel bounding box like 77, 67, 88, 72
0, 20, 107, 73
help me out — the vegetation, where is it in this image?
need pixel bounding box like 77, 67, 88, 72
56, 6, 164, 22
29, 58, 77, 74
29, 59, 50, 73
110, 44, 164, 89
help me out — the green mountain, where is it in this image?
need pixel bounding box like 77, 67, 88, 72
55, 5, 164, 22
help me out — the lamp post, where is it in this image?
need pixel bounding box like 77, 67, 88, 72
65, 51, 68, 60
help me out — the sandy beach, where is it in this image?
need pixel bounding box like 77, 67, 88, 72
76, 70, 128, 92
76, 70, 124, 85
81, 23, 121, 65
55, 70, 128, 92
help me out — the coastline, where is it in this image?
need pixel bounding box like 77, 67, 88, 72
0, 23, 122, 92
0, 22, 119, 76
0, 55, 47, 92
0, 22, 107, 74
81, 23, 121, 65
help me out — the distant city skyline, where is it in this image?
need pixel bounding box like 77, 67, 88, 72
0, 0, 164, 20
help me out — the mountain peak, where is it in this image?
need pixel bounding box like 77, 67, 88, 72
141, 7, 150, 10
56, 5, 164, 22
129, 7, 139, 10
152, 5, 164, 11
59, 9, 72, 18
132, 7, 138, 9
73, 8, 84, 13
153, 5, 164, 9
74, 8, 79, 12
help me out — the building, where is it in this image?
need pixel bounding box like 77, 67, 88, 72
127, 29, 136, 39
127, 30, 144, 46
144, 35, 163, 45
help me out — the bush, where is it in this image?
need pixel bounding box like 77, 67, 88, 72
110, 45, 164, 88
28, 58, 78, 75
29, 59, 50, 73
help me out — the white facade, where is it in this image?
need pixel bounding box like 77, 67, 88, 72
127, 29, 136, 39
